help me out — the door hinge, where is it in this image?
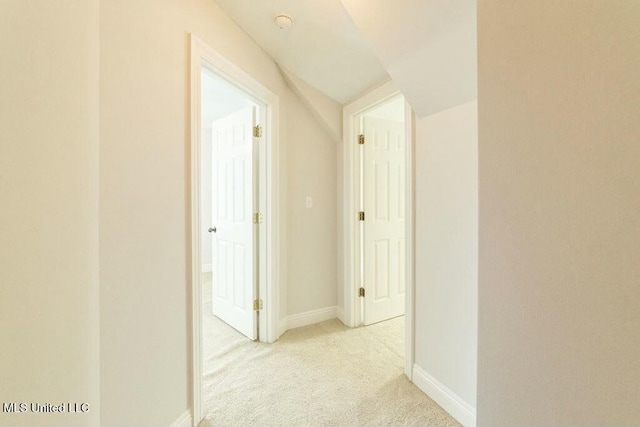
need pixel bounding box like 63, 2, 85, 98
253, 212, 263, 224
358, 134, 365, 145
253, 299, 263, 311
253, 125, 262, 138
359, 287, 365, 297
359, 211, 365, 221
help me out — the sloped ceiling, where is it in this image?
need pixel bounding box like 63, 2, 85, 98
279, 66, 343, 143
340, 0, 477, 117
214, 0, 389, 104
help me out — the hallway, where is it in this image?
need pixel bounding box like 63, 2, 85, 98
201, 274, 459, 426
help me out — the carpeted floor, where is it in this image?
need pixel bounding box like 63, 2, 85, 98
201, 275, 460, 427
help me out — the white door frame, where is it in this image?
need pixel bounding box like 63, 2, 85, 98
342, 81, 415, 379
189, 34, 280, 426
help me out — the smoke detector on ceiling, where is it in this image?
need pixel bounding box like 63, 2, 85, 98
275, 14, 293, 30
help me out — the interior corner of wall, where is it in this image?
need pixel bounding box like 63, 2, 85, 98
278, 65, 342, 144
412, 364, 476, 427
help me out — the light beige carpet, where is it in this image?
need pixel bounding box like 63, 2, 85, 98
201, 279, 459, 426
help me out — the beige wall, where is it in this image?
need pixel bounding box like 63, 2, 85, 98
286, 90, 338, 315
0, 1, 100, 426
414, 101, 478, 413
99, 0, 337, 425
477, 1, 640, 425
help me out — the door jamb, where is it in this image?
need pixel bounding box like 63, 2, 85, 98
189, 34, 280, 427
341, 81, 415, 380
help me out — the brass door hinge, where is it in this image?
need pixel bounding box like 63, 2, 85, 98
253, 299, 263, 311
253, 125, 262, 138
253, 212, 263, 224
359, 287, 365, 297
359, 211, 365, 221
358, 134, 365, 145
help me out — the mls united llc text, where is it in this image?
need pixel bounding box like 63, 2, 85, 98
2, 402, 89, 413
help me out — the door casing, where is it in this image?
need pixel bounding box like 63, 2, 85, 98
341, 81, 415, 380
190, 34, 280, 427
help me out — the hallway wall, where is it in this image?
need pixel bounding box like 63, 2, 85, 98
477, 1, 640, 425
286, 89, 338, 316
414, 101, 478, 424
0, 1, 100, 426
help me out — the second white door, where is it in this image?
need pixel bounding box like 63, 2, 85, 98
362, 115, 405, 325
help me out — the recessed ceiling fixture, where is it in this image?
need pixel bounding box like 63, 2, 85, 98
275, 14, 293, 30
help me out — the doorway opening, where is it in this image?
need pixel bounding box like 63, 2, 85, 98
190, 34, 280, 427
357, 94, 407, 326
200, 67, 264, 339
342, 81, 414, 379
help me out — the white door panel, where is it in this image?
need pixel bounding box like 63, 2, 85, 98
211, 106, 257, 340
363, 116, 405, 325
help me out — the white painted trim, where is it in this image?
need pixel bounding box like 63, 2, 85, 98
201, 263, 212, 273
189, 33, 281, 427
404, 102, 415, 380
412, 364, 476, 427
286, 306, 338, 330
190, 34, 204, 427
170, 410, 192, 427
277, 307, 339, 335
336, 306, 345, 324
341, 81, 415, 380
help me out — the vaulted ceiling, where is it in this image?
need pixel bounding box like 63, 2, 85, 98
340, 0, 477, 116
214, 0, 477, 116
214, 0, 389, 104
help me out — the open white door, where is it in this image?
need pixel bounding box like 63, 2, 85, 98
362, 116, 405, 325
211, 105, 258, 340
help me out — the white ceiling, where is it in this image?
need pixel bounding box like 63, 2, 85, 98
340, 0, 477, 117
214, 0, 389, 104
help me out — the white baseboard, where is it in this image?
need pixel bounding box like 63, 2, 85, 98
336, 306, 344, 324
412, 364, 476, 427
276, 306, 338, 338
170, 409, 192, 427
201, 263, 212, 273
286, 306, 338, 330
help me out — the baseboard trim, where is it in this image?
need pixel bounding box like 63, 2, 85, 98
201, 263, 212, 273
286, 306, 337, 330
412, 364, 476, 427
170, 409, 192, 427
336, 306, 345, 324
